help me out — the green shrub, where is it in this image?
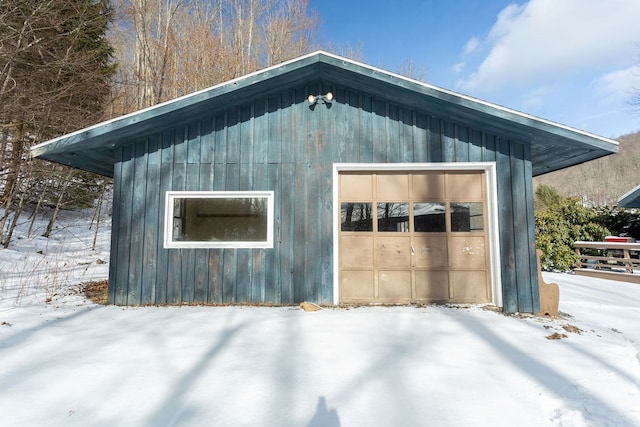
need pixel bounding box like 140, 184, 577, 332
594, 206, 640, 240
534, 186, 609, 271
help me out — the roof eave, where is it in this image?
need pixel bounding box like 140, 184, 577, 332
32, 50, 619, 177
618, 184, 640, 208
32, 51, 327, 158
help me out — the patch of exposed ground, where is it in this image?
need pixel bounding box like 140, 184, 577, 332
82, 280, 108, 304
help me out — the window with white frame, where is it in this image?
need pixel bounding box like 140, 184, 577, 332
164, 191, 274, 248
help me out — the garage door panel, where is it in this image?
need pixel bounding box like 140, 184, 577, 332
340, 270, 375, 300
376, 236, 411, 267
412, 172, 445, 199
449, 236, 486, 269
341, 174, 373, 200
415, 270, 449, 300
450, 271, 489, 302
413, 235, 448, 268
447, 172, 483, 200
378, 270, 412, 300
340, 235, 374, 267
376, 173, 409, 200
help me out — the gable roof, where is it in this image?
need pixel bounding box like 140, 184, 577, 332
32, 50, 618, 177
618, 184, 640, 208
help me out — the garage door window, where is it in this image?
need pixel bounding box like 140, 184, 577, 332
451, 202, 484, 232
341, 203, 373, 231
378, 203, 409, 232
342, 201, 483, 234
414, 202, 446, 232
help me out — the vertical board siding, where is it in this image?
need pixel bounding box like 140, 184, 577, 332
167, 130, 185, 303
240, 105, 253, 164
524, 144, 540, 313
142, 135, 160, 305
469, 129, 483, 161
359, 94, 373, 162
130, 141, 148, 304
253, 101, 267, 164
108, 146, 123, 304
413, 113, 428, 162
510, 142, 532, 312
387, 105, 400, 162
372, 99, 387, 162
265, 164, 281, 302
187, 122, 200, 164
442, 121, 456, 162
156, 130, 175, 304
455, 126, 470, 162
343, 90, 359, 161
292, 163, 307, 301
430, 117, 443, 162
496, 137, 518, 312
227, 110, 240, 164
280, 91, 295, 164
267, 96, 282, 163
195, 161, 213, 302
280, 163, 296, 304
109, 81, 538, 312
200, 117, 214, 164
115, 144, 133, 305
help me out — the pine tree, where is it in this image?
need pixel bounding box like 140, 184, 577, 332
0, 0, 115, 246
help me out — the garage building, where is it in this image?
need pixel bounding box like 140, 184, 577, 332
32, 51, 618, 312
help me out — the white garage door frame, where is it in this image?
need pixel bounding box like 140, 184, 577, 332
332, 162, 503, 308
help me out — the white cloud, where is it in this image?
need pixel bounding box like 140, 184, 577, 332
462, 36, 480, 56
458, 0, 640, 93
593, 65, 640, 105
451, 62, 465, 74
520, 85, 553, 110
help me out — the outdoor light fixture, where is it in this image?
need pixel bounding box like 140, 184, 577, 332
307, 92, 333, 105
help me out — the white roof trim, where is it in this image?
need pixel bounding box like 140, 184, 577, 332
33, 50, 618, 154
317, 50, 618, 147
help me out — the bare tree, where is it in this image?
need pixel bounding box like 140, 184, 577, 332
322, 41, 365, 62
397, 58, 428, 82
0, 0, 114, 246
109, 0, 320, 115
261, 0, 318, 67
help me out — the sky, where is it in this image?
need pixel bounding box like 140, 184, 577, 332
309, 0, 640, 139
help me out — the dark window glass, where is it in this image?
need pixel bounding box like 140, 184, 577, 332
451, 202, 483, 232
414, 202, 446, 232
341, 203, 373, 231
377, 203, 409, 232
173, 197, 268, 242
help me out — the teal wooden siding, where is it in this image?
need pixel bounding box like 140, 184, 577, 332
108, 81, 539, 312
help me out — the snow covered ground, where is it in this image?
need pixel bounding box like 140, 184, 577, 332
1, 207, 639, 427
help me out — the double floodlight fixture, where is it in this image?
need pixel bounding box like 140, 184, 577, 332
307, 92, 333, 105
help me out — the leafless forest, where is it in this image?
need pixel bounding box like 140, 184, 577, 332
534, 131, 640, 206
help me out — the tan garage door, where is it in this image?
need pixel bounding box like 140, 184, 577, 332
339, 170, 491, 304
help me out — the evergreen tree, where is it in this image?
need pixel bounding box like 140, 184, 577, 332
534, 186, 609, 271
0, 0, 115, 246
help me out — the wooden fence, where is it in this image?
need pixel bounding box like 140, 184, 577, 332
573, 241, 640, 284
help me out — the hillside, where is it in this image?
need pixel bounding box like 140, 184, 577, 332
534, 131, 640, 206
